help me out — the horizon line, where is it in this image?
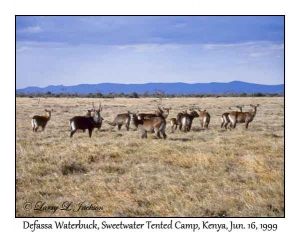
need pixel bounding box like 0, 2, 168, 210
16, 80, 284, 90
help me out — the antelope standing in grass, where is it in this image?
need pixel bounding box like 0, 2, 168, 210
170, 110, 185, 132
221, 105, 243, 129
69, 103, 103, 138
198, 109, 211, 129
31, 109, 53, 132
228, 104, 259, 129
170, 118, 178, 132
105, 111, 131, 131
156, 107, 172, 119
82, 108, 104, 132
179, 109, 199, 132
130, 112, 167, 139
136, 106, 171, 120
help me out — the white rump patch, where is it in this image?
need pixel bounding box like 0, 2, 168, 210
31, 119, 36, 127
70, 121, 76, 131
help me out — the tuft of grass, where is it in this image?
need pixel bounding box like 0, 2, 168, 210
61, 162, 87, 175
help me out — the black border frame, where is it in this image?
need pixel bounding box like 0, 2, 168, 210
15, 15, 285, 218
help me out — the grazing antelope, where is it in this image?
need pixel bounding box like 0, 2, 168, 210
198, 109, 211, 129
31, 109, 53, 132
179, 109, 199, 132
69, 103, 103, 138
221, 105, 243, 129
228, 104, 259, 129
130, 112, 167, 139
105, 111, 131, 131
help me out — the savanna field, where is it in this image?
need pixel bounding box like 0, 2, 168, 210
16, 97, 284, 217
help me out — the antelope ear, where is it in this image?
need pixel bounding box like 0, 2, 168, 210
203, 110, 206, 112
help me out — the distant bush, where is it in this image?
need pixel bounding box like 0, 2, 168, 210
130, 92, 139, 98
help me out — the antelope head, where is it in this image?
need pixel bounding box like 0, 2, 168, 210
236, 104, 244, 112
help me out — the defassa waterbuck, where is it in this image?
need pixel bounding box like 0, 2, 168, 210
69, 103, 103, 138
179, 109, 199, 132
228, 104, 259, 129
198, 109, 211, 129
221, 105, 243, 129
105, 111, 131, 131
82, 108, 104, 132
130, 112, 167, 139
136, 106, 171, 120
31, 109, 53, 132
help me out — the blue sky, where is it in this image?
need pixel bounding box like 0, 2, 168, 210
16, 16, 284, 88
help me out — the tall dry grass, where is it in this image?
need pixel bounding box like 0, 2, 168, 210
16, 97, 284, 217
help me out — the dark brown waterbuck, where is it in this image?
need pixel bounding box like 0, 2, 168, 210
130, 112, 167, 139
221, 105, 243, 129
31, 109, 53, 132
105, 111, 131, 131
228, 104, 259, 129
82, 108, 104, 132
179, 109, 199, 132
198, 109, 211, 129
69, 103, 103, 137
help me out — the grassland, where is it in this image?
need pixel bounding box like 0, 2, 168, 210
16, 97, 284, 217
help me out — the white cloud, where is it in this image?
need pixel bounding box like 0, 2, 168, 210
17, 47, 30, 52
249, 52, 267, 57
117, 44, 184, 52
17, 26, 41, 34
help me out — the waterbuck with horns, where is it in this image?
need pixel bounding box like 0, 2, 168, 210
129, 112, 167, 139
69, 103, 103, 138
227, 104, 259, 129
82, 108, 104, 132
221, 105, 244, 129
31, 109, 53, 132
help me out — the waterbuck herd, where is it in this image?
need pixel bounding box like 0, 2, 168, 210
31, 103, 259, 139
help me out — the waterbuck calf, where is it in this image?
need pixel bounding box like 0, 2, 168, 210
179, 109, 199, 132
170, 118, 178, 132
105, 111, 131, 131
31, 109, 53, 132
198, 109, 211, 129
130, 112, 167, 139
69, 103, 103, 138
221, 105, 243, 129
228, 104, 259, 129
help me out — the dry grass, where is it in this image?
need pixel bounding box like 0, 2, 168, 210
16, 97, 284, 217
